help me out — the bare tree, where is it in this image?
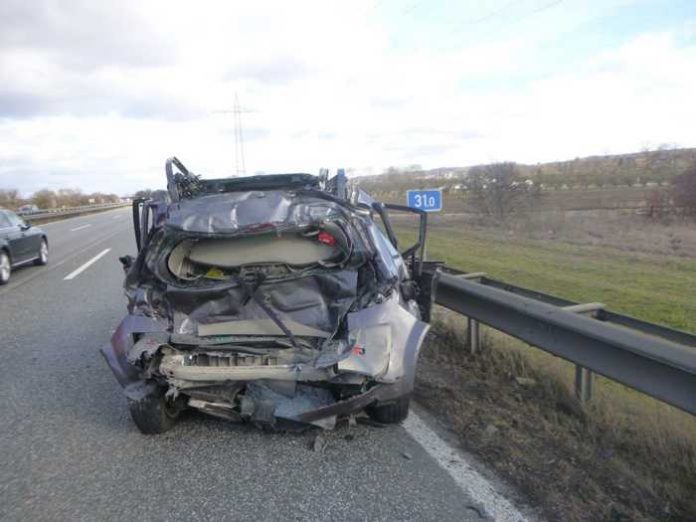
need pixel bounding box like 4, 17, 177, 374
56, 188, 85, 207
133, 189, 155, 199
645, 188, 672, 219
467, 162, 538, 223
673, 163, 696, 216
0, 189, 22, 209
32, 189, 57, 209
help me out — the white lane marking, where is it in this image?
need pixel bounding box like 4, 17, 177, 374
404, 412, 529, 522
0, 226, 128, 296
113, 215, 123, 219
70, 224, 92, 232
63, 248, 111, 280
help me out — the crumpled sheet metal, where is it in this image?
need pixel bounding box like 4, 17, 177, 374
344, 293, 430, 384
365, 221, 409, 284
100, 315, 169, 387
244, 383, 337, 428
165, 270, 359, 338
128, 190, 407, 326
165, 190, 347, 235
337, 323, 391, 376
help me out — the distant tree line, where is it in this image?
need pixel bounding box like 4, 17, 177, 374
359, 147, 696, 197
356, 156, 696, 223
0, 188, 121, 211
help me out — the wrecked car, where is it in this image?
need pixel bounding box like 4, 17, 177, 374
102, 157, 434, 433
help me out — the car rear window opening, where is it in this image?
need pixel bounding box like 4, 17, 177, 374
167, 230, 345, 281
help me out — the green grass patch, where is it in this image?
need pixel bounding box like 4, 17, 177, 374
398, 225, 696, 332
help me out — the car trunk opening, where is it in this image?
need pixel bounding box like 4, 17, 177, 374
149, 225, 360, 349
166, 229, 345, 281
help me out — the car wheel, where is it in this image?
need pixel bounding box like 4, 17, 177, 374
127, 387, 181, 434
365, 396, 411, 424
0, 251, 11, 285
34, 239, 48, 266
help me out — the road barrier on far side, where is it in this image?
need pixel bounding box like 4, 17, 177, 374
24, 203, 129, 224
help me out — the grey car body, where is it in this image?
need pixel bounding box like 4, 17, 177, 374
102, 158, 433, 433
0, 209, 48, 284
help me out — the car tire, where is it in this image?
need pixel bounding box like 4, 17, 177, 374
0, 251, 11, 285
34, 239, 48, 266
127, 387, 180, 434
365, 396, 411, 424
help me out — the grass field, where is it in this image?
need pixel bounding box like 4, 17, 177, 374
377, 186, 660, 212
398, 223, 696, 332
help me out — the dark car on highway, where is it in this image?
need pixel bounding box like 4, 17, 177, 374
102, 158, 434, 433
17, 204, 40, 216
0, 209, 49, 284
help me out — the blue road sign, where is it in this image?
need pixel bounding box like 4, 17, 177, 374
406, 189, 442, 212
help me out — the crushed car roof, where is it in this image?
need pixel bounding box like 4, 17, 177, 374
165, 157, 322, 201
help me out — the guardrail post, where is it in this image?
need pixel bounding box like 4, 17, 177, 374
574, 365, 593, 403
467, 317, 480, 354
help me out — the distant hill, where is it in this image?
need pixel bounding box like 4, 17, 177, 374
356, 147, 696, 195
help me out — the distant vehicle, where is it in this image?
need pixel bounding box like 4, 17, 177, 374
0, 209, 49, 284
102, 157, 433, 433
17, 204, 40, 216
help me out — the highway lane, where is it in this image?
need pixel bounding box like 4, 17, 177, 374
0, 213, 529, 521
0, 207, 132, 296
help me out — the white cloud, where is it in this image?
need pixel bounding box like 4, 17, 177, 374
1, 1, 695, 195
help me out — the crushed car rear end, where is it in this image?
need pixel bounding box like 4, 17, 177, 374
101, 158, 432, 433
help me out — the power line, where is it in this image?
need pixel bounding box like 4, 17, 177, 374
522, 0, 563, 17
440, 0, 564, 48
233, 93, 246, 176
457, 0, 522, 28
402, 0, 426, 15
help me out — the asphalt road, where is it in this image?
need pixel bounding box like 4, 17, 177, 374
0, 209, 528, 522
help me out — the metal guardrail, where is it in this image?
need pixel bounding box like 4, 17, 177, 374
428, 265, 696, 415
25, 203, 128, 223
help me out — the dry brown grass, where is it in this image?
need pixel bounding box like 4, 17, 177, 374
416, 308, 696, 521
422, 210, 696, 258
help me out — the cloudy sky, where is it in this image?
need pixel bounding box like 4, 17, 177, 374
1, 0, 696, 195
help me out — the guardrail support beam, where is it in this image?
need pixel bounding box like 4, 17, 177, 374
575, 366, 593, 403
467, 317, 480, 354
458, 272, 486, 280
563, 302, 606, 316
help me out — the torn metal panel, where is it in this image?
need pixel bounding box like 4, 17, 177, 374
243, 383, 337, 428
188, 399, 242, 422
346, 293, 430, 384
166, 190, 350, 236
197, 319, 331, 338
100, 315, 169, 387
162, 269, 360, 338
337, 324, 391, 377
127, 332, 170, 364
365, 221, 409, 283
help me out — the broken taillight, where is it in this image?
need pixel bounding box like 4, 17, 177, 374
317, 231, 337, 246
